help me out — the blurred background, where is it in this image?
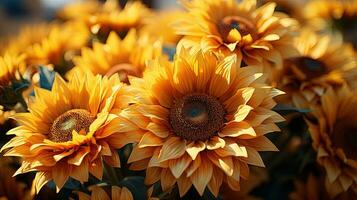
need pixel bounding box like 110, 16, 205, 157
0, 0, 178, 38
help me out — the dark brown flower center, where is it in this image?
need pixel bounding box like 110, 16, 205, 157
105, 63, 140, 84
218, 15, 255, 42
169, 93, 225, 141
49, 109, 95, 143
332, 119, 357, 161
286, 56, 329, 80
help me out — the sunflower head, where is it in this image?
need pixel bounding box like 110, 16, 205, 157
69, 29, 163, 83
1, 71, 136, 193
307, 85, 357, 198
175, 0, 298, 78
120, 48, 284, 197
275, 28, 357, 108
0, 53, 26, 87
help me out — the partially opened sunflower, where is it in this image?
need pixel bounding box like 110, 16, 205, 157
307, 85, 357, 198
120, 48, 284, 197
69, 29, 162, 83
175, 0, 298, 80
275, 28, 356, 109
77, 185, 133, 200
1, 71, 137, 193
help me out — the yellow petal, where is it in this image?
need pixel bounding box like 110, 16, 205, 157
186, 141, 206, 160
169, 154, 192, 178
190, 156, 213, 195
158, 137, 186, 162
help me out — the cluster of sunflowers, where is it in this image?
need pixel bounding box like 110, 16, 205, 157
0, 0, 357, 199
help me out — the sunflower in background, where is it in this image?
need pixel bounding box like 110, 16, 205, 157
275, 28, 356, 109
0, 72, 137, 194
141, 10, 186, 47
69, 29, 162, 83
175, 0, 299, 80
306, 85, 357, 199
304, 0, 357, 49
77, 185, 133, 200
0, 157, 32, 200
120, 48, 284, 197
263, 0, 308, 22
25, 21, 90, 75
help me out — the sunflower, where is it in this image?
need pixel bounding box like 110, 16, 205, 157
0, 24, 52, 56
0, 71, 136, 193
275, 28, 357, 109
120, 48, 284, 197
0, 53, 26, 87
69, 29, 162, 83
303, 0, 357, 49
77, 185, 133, 200
141, 10, 186, 46
0, 158, 32, 200
26, 21, 90, 74
175, 0, 298, 80
88, 1, 151, 37
307, 85, 357, 198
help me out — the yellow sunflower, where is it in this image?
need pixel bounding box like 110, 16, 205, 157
77, 185, 133, 200
0, 53, 26, 87
89, 1, 151, 36
275, 28, 357, 109
69, 29, 162, 83
175, 0, 298, 79
120, 48, 284, 197
303, 0, 357, 48
0, 24, 52, 56
26, 21, 90, 74
141, 10, 186, 46
0, 71, 137, 193
307, 85, 357, 198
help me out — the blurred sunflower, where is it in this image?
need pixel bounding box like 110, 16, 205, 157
89, 0, 151, 38
307, 85, 357, 198
1, 72, 136, 193
275, 28, 356, 108
0, 158, 32, 200
289, 173, 326, 200
175, 0, 298, 79
26, 21, 90, 75
141, 10, 186, 46
0, 53, 26, 87
57, 0, 101, 21
69, 29, 162, 83
122, 48, 284, 197
0, 24, 52, 56
77, 185, 133, 200
304, 0, 357, 49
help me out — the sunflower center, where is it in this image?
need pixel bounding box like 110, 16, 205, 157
332, 118, 357, 161
288, 56, 328, 80
49, 109, 95, 143
169, 93, 225, 141
218, 15, 255, 42
105, 63, 140, 84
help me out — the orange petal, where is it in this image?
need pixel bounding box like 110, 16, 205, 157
186, 141, 206, 160
158, 137, 186, 162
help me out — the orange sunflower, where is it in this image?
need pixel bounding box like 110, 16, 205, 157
1, 71, 137, 193
303, 0, 357, 49
275, 28, 357, 109
307, 85, 357, 198
77, 185, 133, 200
69, 29, 162, 83
120, 48, 284, 197
175, 0, 298, 79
